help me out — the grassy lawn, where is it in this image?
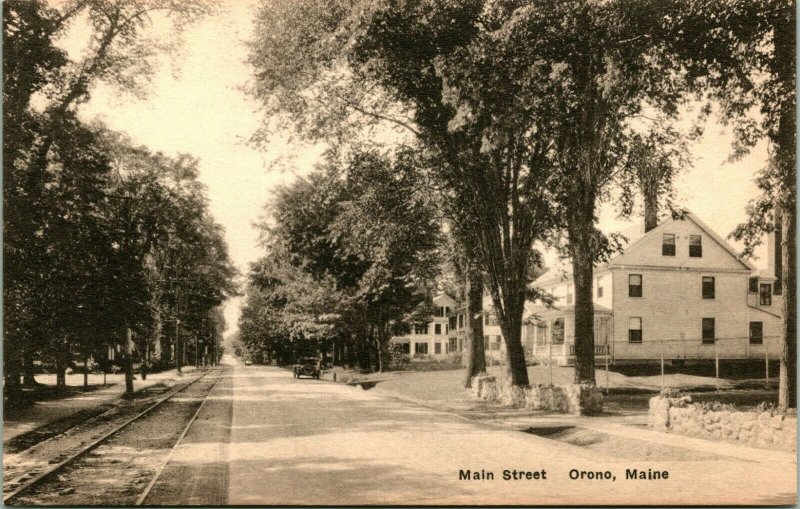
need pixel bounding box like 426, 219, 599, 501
326, 363, 776, 415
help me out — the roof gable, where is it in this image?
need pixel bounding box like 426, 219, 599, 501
433, 293, 457, 307
610, 210, 753, 271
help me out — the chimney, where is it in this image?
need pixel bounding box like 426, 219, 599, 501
643, 185, 658, 233
769, 207, 783, 294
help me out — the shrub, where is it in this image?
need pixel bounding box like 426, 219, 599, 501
389, 344, 410, 369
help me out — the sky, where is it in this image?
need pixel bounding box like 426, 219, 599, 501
73, 2, 771, 338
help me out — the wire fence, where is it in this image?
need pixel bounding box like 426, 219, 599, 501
484, 335, 782, 392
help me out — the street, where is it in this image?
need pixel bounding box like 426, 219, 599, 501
136, 358, 795, 505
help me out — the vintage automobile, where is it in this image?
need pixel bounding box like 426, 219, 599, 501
292, 357, 321, 379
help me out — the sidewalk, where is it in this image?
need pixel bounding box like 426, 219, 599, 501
491, 412, 797, 464
369, 375, 796, 465
3, 367, 201, 443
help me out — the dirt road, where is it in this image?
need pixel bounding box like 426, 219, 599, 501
147, 360, 796, 505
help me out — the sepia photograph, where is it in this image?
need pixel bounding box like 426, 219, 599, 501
2, 0, 797, 505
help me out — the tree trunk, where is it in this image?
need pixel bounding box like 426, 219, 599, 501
55, 348, 66, 389
357, 336, 371, 371
774, 0, 796, 410
498, 305, 529, 386
22, 349, 38, 388
124, 326, 134, 394
778, 201, 796, 409
4, 354, 23, 407
487, 272, 529, 387
378, 336, 391, 373
571, 245, 596, 384
83, 353, 89, 389
464, 268, 486, 388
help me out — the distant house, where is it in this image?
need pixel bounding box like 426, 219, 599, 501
529, 209, 782, 366
390, 293, 457, 356
445, 297, 544, 364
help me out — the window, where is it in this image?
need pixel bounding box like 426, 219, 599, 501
448, 338, 457, 352
596, 280, 604, 299
749, 277, 759, 293
434, 324, 442, 335
760, 284, 772, 305
749, 321, 763, 344
434, 342, 442, 354
449, 315, 457, 330
702, 318, 715, 343
445, 324, 449, 334
485, 313, 499, 327
552, 318, 565, 344
485, 335, 502, 350
457, 314, 464, 329
689, 235, 702, 257
662, 234, 676, 256
629, 274, 643, 297
414, 324, 428, 335
400, 343, 410, 354
415, 342, 428, 354
702, 276, 715, 299
628, 317, 642, 343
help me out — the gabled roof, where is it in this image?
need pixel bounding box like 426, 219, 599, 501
432, 293, 457, 307
613, 209, 754, 271
533, 208, 754, 287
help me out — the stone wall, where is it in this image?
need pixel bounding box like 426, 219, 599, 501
469, 375, 603, 415
649, 395, 797, 452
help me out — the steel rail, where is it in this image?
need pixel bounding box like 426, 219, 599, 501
135, 370, 224, 506
3, 369, 215, 505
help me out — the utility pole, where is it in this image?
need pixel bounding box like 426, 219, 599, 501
124, 325, 134, 393
175, 318, 182, 375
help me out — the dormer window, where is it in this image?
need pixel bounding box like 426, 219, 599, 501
760, 284, 772, 306
662, 234, 676, 256
689, 235, 703, 257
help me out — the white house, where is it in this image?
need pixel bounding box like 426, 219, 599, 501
390, 293, 457, 356
446, 296, 539, 362
530, 209, 783, 366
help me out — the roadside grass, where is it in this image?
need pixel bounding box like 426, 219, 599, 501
322, 363, 777, 414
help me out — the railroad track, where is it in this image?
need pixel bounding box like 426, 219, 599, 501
4, 368, 225, 506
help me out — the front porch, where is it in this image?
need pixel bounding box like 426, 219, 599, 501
526, 305, 613, 367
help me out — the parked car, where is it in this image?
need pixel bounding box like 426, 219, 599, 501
68, 359, 99, 375
292, 357, 321, 379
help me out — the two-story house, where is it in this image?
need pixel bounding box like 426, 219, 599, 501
390, 293, 457, 357
531, 209, 782, 366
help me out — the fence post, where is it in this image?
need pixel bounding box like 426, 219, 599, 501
660, 341, 665, 391
765, 346, 770, 388
548, 341, 553, 386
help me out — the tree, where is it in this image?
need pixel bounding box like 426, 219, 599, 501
242, 148, 441, 373
99, 130, 237, 386
661, 0, 796, 408
3, 0, 217, 402
248, 0, 557, 387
